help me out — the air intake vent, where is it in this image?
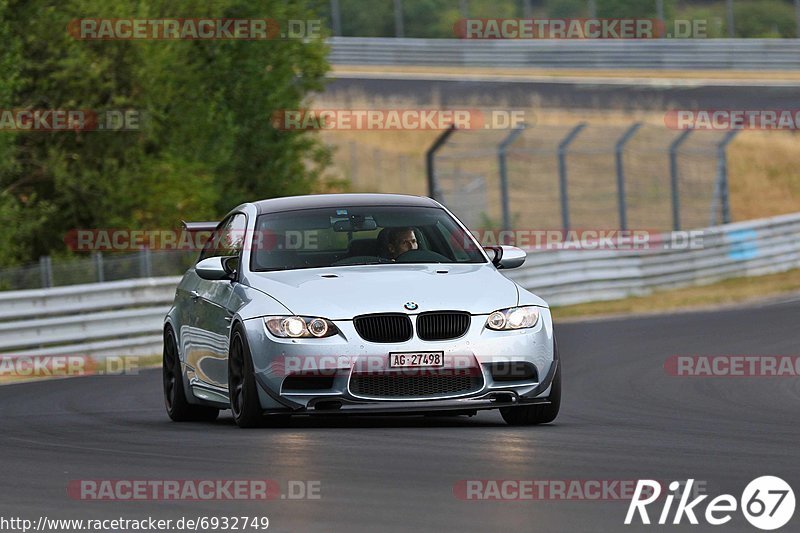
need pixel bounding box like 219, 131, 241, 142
353, 313, 413, 343
282, 374, 336, 392
417, 312, 471, 341
350, 370, 483, 398
488, 362, 538, 382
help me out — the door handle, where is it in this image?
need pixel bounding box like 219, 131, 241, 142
190, 290, 200, 300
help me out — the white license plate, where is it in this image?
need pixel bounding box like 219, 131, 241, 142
389, 352, 444, 368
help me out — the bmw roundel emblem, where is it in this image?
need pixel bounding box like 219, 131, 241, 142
404, 302, 418, 311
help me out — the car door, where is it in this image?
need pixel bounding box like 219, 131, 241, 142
188, 213, 247, 389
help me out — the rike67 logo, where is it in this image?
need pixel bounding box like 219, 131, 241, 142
626, 477, 795, 530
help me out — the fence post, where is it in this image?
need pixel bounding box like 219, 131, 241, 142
393, 0, 404, 37
615, 123, 642, 231
726, 0, 735, 37
139, 248, 152, 278
522, 0, 532, 18
497, 125, 526, 232
330, 0, 342, 36
711, 130, 739, 226
558, 123, 586, 231
93, 252, 105, 283
669, 129, 693, 231
39, 256, 53, 288
796, 0, 800, 38
426, 124, 457, 201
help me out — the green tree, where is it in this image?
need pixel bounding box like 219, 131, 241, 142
544, 0, 587, 18
0, 0, 56, 267
595, 0, 658, 18
339, 0, 394, 36
733, 0, 796, 37
0, 0, 331, 264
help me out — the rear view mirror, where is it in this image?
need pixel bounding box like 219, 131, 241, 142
196, 256, 237, 280
333, 215, 378, 232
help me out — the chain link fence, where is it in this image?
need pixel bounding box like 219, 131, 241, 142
0, 250, 196, 291
428, 123, 737, 233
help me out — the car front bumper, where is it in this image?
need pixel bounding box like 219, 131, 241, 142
241, 308, 556, 415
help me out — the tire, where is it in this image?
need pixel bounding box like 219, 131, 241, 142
163, 327, 219, 422
500, 342, 561, 426
228, 326, 289, 428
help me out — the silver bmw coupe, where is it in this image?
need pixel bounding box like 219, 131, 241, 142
163, 194, 560, 427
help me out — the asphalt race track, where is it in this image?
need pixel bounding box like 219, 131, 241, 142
1, 298, 799, 532
326, 75, 800, 111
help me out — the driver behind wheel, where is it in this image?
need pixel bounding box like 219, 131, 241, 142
386, 227, 418, 259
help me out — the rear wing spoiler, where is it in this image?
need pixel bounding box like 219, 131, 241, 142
181, 221, 220, 233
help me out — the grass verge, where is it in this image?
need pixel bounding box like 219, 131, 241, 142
331, 65, 800, 82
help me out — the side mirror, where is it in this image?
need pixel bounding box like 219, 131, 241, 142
196, 256, 237, 281
484, 245, 526, 269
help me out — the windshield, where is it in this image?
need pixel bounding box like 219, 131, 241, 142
250, 205, 486, 272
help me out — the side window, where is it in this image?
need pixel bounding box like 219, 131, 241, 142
217, 214, 247, 257
197, 214, 247, 263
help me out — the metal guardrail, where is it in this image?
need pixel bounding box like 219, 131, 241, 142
505, 211, 800, 306
0, 212, 798, 358
0, 277, 180, 358
329, 37, 800, 70
0, 276, 181, 321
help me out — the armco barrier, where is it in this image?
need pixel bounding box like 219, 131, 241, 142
329, 37, 800, 70
505, 212, 800, 305
0, 213, 798, 358
0, 277, 179, 358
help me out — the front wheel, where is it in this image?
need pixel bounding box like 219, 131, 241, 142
163, 327, 219, 422
228, 326, 274, 428
500, 341, 561, 426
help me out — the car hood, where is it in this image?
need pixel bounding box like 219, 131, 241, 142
245, 263, 540, 319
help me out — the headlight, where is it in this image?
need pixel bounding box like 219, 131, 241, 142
264, 316, 339, 338
485, 306, 539, 330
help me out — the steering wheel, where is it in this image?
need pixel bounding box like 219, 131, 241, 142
394, 249, 451, 263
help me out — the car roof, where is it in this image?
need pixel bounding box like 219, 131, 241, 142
252, 193, 440, 214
